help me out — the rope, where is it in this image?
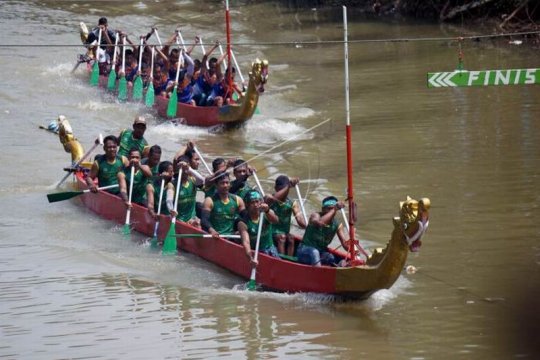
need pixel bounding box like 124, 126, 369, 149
1, 30, 539, 48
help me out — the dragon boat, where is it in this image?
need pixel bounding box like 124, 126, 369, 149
50, 118, 431, 299
78, 23, 268, 127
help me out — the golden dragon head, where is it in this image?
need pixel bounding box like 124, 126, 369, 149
249, 58, 269, 93
397, 196, 431, 252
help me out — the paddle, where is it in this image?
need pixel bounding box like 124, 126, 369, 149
56, 133, 103, 188
162, 168, 182, 254
145, 46, 155, 107
118, 36, 128, 102
176, 29, 187, 51
218, 43, 228, 72
47, 184, 118, 203
90, 28, 102, 86
248, 212, 264, 291
122, 165, 135, 236
107, 32, 119, 91
193, 146, 212, 174
295, 183, 309, 225
166, 47, 182, 118
175, 234, 241, 239
248, 170, 266, 291
150, 178, 165, 249
154, 28, 163, 50
132, 37, 144, 101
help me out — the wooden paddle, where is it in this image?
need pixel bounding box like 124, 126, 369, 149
47, 184, 118, 203
295, 183, 309, 225
162, 168, 182, 254
122, 166, 135, 236
248, 171, 266, 290
150, 178, 165, 249
132, 36, 144, 101
248, 211, 265, 291
145, 46, 155, 108
56, 134, 103, 188
166, 47, 182, 118
118, 36, 128, 101
175, 234, 241, 239
107, 32, 119, 91
90, 28, 102, 86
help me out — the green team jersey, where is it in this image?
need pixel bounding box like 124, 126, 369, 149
210, 194, 240, 235
231, 180, 253, 202
176, 176, 197, 222
96, 155, 124, 194
270, 197, 295, 235
302, 218, 339, 252
124, 167, 148, 204
118, 129, 148, 158
142, 158, 159, 177
244, 214, 273, 251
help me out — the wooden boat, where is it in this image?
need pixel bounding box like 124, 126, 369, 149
52, 119, 431, 299
78, 18, 268, 127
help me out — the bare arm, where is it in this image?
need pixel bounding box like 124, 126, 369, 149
292, 200, 307, 229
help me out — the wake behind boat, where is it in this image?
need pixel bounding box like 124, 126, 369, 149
48, 118, 431, 300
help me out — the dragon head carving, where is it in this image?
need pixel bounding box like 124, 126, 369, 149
397, 196, 431, 252
249, 58, 268, 93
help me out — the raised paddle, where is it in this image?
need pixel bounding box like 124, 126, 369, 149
107, 32, 119, 91
90, 28, 102, 86
295, 183, 309, 225
132, 36, 144, 101
145, 46, 155, 108
193, 146, 212, 174
118, 36, 128, 102
122, 165, 135, 236
154, 28, 163, 50
175, 234, 241, 239
56, 133, 103, 188
166, 47, 182, 118
47, 184, 118, 203
162, 168, 182, 254
150, 178, 165, 249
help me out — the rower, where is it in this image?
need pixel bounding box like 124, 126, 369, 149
141, 145, 161, 177
297, 196, 349, 267
152, 161, 174, 216
266, 175, 307, 256
118, 148, 155, 218
85, 135, 128, 194
169, 158, 200, 227
230, 159, 254, 201
117, 116, 150, 158
201, 171, 246, 239
238, 190, 280, 266
202, 157, 234, 198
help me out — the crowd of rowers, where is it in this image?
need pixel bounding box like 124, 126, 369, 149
85, 17, 242, 107
84, 116, 355, 268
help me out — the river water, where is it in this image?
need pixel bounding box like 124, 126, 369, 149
1, 1, 539, 359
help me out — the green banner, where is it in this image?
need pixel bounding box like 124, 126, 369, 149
427, 68, 539, 88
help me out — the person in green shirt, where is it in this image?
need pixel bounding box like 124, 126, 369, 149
85, 135, 128, 194
297, 196, 349, 267
238, 190, 279, 267
141, 144, 161, 177
117, 148, 156, 218
117, 116, 150, 158
230, 159, 254, 201
201, 171, 246, 239
267, 175, 307, 256
166, 159, 200, 227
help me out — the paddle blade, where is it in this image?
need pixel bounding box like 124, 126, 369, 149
46, 190, 83, 203
122, 223, 131, 236
107, 70, 117, 91
133, 76, 143, 100
166, 87, 178, 118
247, 279, 257, 291
118, 77, 128, 101
150, 236, 158, 249
90, 61, 99, 86
145, 83, 155, 107
162, 221, 177, 255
